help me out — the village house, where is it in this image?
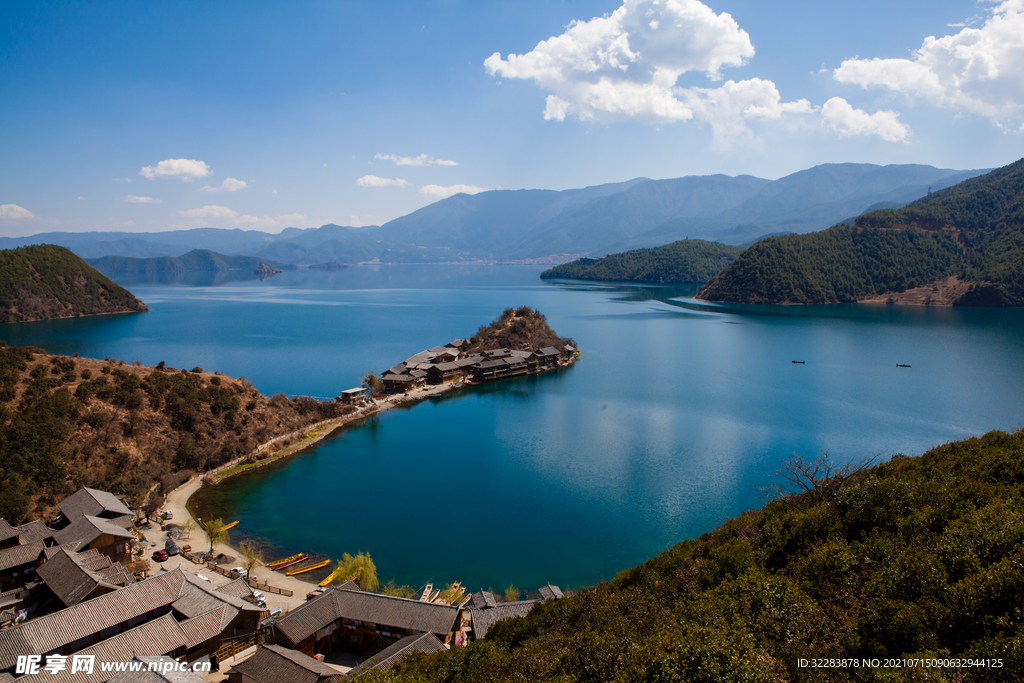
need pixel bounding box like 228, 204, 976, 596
346, 631, 447, 677
274, 586, 461, 658
0, 568, 265, 677
35, 547, 136, 609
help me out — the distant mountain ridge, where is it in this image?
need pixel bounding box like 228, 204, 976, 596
697, 158, 1024, 306
1, 163, 988, 265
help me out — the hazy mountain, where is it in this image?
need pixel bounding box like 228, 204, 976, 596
87, 249, 295, 276
2, 163, 988, 265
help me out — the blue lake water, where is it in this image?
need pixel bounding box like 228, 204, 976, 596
3, 265, 1023, 592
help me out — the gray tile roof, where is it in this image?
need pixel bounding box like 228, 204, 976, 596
0, 567, 257, 670
0, 521, 18, 545
538, 584, 564, 601
35, 548, 120, 608
348, 631, 447, 675
469, 591, 496, 609
454, 355, 484, 368
228, 644, 344, 683
57, 488, 132, 521
447, 339, 466, 348
52, 515, 134, 549
276, 588, 459, 645
431, 362, 460, 372
0, 541, 44, 573
470, 601, 537, 639
475, 359, 508, 369
213, 578, 254, 600
12, 521, 55, 546
538, 347, 560, 357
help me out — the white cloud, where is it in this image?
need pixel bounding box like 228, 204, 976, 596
349, 215, 366, 227
483, 0, 816, 142
140, 158, 212, 181
356, 175, 408, 188
833, 0, 1024, 131
418, 184, 488, 200
375, 153, 459, 167
77, 196, 87, 201
821, 97, 911, 142
276, 213, 307, 225
179, 205, 238, 219
0, 204, 37, 220
200, 177, 247, 192
124, 195, 161, 204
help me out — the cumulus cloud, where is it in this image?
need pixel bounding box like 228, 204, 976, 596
200, 177, 248, 192
356, 175, 408, 188
179, 205, 238, 219
140, 158, 212, 181
418, 184, 488, 200
833, 0, 1024, 131
124, 195, 161, 204
0, 204, 37, 220
821, 98, 911, 142
483, 0, 818, 142
375, 153, 459, 167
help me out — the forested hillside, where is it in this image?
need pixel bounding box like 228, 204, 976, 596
366, 429, 1024, 682
540, 239, 742, 283
0, 344, 349, 524
87, 249, 294, 275
697, 158, 1024, 306
0, 245, 148, 322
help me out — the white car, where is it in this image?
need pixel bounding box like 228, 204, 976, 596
230, 567, 248, 578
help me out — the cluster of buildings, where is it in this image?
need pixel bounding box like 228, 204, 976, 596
0, 487, 565, 682
379, 339, 577, 392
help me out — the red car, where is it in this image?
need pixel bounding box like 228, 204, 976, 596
152, 550, 169, 562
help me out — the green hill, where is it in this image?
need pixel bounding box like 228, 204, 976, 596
87, 249, 295, 275
0, 245, 148, 323
697, 158, 1024, 306
370, 428, 1024, 682
540, 239, 742, 283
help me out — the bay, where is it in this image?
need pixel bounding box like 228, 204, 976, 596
3, 265, 1023, 592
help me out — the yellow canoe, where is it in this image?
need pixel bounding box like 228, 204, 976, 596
221, 521, 239, 531
287, 559, 331, 576
318, 564, 348, 587
267, 552, 305, 568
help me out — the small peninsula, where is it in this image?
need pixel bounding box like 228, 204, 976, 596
0, 244, 148, 323
87, 249, 295, 277
540, 239, 742, 283
697, 157, 1024, 306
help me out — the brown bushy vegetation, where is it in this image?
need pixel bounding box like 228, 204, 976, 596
467, 306, 575, 352
0, 342, 345, 523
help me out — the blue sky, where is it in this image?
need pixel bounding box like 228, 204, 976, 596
2, 0, 1022, 237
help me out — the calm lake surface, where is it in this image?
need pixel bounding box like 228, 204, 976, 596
3, 265, 1023, 592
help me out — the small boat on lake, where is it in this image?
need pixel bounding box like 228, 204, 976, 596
221, 520, 239, 531
791, 360, 805, 364
318, 564, 346, 587
272, 553, 311, 571
896, 363, 912, 368
267, 552, 305, 568
287, 559, 331, 576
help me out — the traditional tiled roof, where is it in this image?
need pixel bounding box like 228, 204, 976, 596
58, 488, 132, 521
13, 521, 56, 546
454, 355, 484, 368
0, 521, 18, 545
52, 515, 134, 549
381, 373, 413, 383
0, 567, 258, 670
538, 584, 564, 601
276, 588, 459, 645
227, 644, 344, 683
470, 601, 537, 639
475, 359, 508, 369
430, 362, 460, 373
35, 548, 120, 608
0, 541, 44, 573
538, 347, 560, 357
469, 591, 497, 609
348, 632, 447, 675
213, 578, 254, 600
176, 607, 228, 648
446, 339, 466, 348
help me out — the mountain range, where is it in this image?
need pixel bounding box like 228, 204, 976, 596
1, 163, 987, 265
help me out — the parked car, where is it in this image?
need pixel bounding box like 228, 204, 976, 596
165, 542, 179, 556
152, 550, 169, 562
306, 587, 328, 600
161, 511, 173, 520
251, 590, 265, 602
230, 566, 248, 578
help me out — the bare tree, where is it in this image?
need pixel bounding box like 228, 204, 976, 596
762, 452, 879, 510
240, 542, 263, 585
360, 371, 384, 401
142, 493, 164, 524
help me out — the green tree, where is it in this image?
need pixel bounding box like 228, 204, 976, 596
204, 518, 230, 556
335, 551, 379, 591
240, 541, 263, 584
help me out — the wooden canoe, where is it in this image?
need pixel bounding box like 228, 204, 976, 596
220, 520, 239, 531
287, 559, 331, 576
272, 554, 311, 571
267, 553, 306, 568
318, 564, 346, 587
